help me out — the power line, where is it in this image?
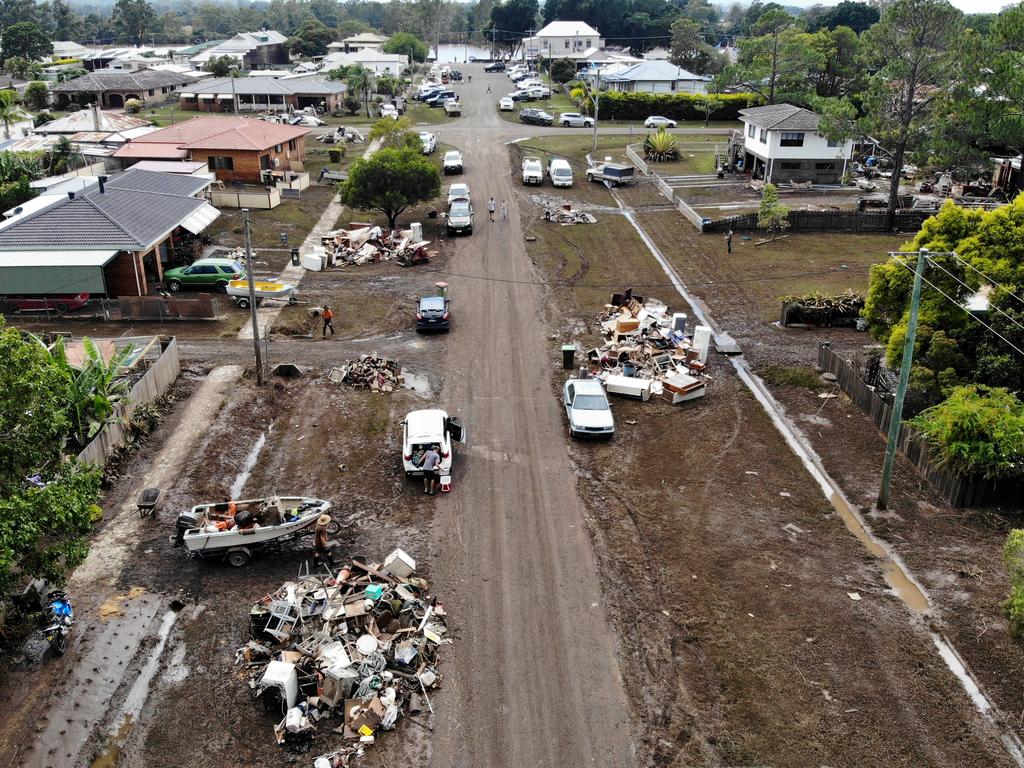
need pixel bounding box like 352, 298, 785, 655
949, 251, 1024, 308
925, 255, 1024, 337
894, 258, 1024, 359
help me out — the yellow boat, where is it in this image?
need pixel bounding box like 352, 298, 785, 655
227, 279, 295, 300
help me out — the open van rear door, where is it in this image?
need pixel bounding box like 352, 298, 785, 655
446, 416, 466, 444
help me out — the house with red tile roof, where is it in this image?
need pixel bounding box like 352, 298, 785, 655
113, 116, 310, 183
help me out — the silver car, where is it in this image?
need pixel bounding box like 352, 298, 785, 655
562, 378, 615, 438
559, 112, 595, 128
644, 115, 677, 128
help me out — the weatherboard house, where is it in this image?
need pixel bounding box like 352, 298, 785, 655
737, 103, 854, 185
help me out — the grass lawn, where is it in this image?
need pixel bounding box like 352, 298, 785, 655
204, 185, 337, 250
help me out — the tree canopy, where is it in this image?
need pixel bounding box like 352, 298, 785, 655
287, 18, 335, 58
382, 31, 428, 63
338, 147, 441, 229
0, 22, 52, 63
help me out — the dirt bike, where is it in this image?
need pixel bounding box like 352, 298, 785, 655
42, 590, 74, 655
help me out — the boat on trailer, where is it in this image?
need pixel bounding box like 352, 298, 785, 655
172, 496, 332, 566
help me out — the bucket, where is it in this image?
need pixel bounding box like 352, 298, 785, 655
622, 362, 637, 377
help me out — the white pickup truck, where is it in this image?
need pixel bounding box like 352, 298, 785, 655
522, 155, 543, 185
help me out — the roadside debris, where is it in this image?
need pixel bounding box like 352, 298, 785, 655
579, 288, 711, 405
543, 203, 596, 225
317, 127, 365, 144
333, 355, 404, 392
304, 224, 434, 268
236, 550, 448, 765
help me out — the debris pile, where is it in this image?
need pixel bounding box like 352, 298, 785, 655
543, 203, 597, 225
317, 127, 365, 144
333, 355, 403, 392
236, 550, 448, 766
583, 289, 713, 405
306, 224, 433, 268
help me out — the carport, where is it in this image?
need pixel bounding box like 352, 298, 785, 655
0, 250, 118, 295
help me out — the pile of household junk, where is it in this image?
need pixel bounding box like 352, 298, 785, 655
301, 223, 433, 270
586, 288, 712, 404
236, 549, 449, 767
329, 355, 404, 392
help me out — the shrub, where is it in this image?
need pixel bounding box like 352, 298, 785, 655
123, 98, 142, 114
595, 91, 758, 122
643, 127, 678, 161
911, 385, 1024, 479
1005, 530, 1024, 635
328, 148, 343, 163
550, 58, 576, 84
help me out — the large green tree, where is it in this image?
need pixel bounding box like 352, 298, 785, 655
338, 147, 441, 229
808, 1, 880, 34
382, 31, 428, 63
860, 0, 964, 224
287, 18, 335, 58
112, 0, 157, 39
1, 22, 53, 63
486, 0, 538, 58
670, 17, 714, 74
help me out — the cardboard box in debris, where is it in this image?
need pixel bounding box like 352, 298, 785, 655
236, 549, 449, 767
301, 223, 434, 270
586, 289, 712, 405
329, 355, 403, 392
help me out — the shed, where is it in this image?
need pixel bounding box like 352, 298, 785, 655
0, 250, 118, 294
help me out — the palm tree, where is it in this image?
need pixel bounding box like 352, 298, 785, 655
344, 66, 372, 117
0, 89, 24, 140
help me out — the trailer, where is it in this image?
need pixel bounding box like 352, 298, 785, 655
586, 162, 636, 187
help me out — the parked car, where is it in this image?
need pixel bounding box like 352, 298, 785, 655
485, 62, 506, 72
558, 112, 594, 128
415, 295, 451, 331
445, 196, 473, 235
519, 108, 553, 126
416, 87, 443, 102
450, 69, 463, 81
164, 258, 246, 293
644, 115, 677, 128
548, 157, 573, 188
443, 150, 464, 174
562, 378, 615, 439
420, 131, 437, 154
526, 86, 551, 99
401, 409, 465, 476
521, 155, 543, 185
508, 89, 533, 102
444, 98, 462, 116
425, 90, 457, 107
498, 96, 515, 111
379, 103, 398, 120
447, 182, 470, 205
6, 292, 90, 313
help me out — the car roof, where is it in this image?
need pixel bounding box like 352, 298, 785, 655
406, 408, 448, 439
444, 150, 461, 157
569, 378, 606, 395
194, 257, 242, 265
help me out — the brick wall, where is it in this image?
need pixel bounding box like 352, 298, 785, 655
104, 250, 148, 296
190, 136, 307, 182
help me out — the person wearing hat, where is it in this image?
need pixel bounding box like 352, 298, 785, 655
313, 514, 334, 566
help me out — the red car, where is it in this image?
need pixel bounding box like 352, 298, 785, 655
7, 293, 90, 313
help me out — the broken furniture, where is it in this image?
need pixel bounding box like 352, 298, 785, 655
306, 223, 436, 269
332, 355, 404, 393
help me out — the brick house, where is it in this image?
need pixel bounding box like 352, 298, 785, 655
189, 31, 289, 70
50, 68, 196, 109
113, 116, 310, 183
0, 169, 217, 297
179, 76, 346, 113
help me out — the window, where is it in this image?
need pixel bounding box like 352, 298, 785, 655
161, 87, 167, 94
288, 139, 297, 151
747, 123, 755, 138
780, 132, 805, 147
260, 154, 271, 170
780, 161, 802, 170
188, 264, 217, 275
585, 39, 590, 47
274, 144, 282, 153
759, 128, 767, 143
208, 156, 234, 170
148, 89, 155, 96
826, 138, 840, 147
815, 162, 836, 171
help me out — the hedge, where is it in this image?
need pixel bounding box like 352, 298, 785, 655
591, 91, 759, 122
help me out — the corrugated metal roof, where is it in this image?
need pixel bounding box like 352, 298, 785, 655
131, 160, 208, 174
36, 109, 151, 135
0, 250, 117, 266
105, 167, 210, 196
180, 202, 220, 234
187, 76, 346, 96
51, 68, 194, 93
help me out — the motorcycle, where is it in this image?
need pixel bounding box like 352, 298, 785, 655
42, 590, 74, 655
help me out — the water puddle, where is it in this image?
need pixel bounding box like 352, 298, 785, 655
403, 371, 432, 397
229, 425, 271, 499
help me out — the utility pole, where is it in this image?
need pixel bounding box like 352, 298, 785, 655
591, 71, 601, 154
231, 70, 238, 116
877, 247, 928, 509
242, 208, 264, 385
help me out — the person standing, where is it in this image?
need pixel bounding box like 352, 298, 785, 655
501, 200, 508, 220
725, 230, 733, 254
313, 514, 334, 566
487, 197, 496, 222
419, 444, 441, 495
322, 305, 335, 337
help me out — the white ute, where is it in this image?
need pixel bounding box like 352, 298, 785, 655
522, 155, 543, 185
401, 409, 466, 477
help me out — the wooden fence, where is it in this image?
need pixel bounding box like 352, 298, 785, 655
817, 342, 1020, 507
77, 337, 180, 466
625, 143, 648, 176
703, 208, 932, 234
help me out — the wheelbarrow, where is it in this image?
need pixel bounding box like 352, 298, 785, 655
137, 488, 161, 519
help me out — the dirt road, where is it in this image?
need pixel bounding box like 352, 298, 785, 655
426, 70, 636, 766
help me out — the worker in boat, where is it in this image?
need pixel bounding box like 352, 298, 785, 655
313, 514, 334, 566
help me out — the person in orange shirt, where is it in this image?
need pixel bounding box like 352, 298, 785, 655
322, 305, 334, 337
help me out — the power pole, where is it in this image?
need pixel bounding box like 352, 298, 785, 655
242, 208, 264, 386
592, 70, 600, 155
877, 247, 928, 509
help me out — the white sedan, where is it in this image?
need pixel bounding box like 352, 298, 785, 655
498, 96, 515, 111
420, 131, 436, 154
447, 182, 470, 205
644, 115, 677, 128
562, 378, 615, 439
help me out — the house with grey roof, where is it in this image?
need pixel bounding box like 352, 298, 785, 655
601, 60, 710, 94
179, 76, 346, 113
737, 103, 854, 185
0, 168, 218, 297
50, 68, 196, 109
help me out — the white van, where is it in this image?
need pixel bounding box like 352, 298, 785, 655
548, 158, 573, 188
